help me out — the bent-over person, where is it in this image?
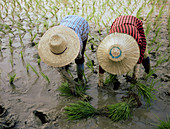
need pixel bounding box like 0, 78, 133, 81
38, 15, 89, 82
97, 15, 150, 87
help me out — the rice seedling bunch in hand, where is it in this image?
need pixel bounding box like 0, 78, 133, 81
104, 74, 119, 85
57, 82, 91, 101
64, 101, 98, 120
57, 82, 73, 97
107, 101, 131, 122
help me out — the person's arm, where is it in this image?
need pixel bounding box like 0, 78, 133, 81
136, 18, 147, 64
142, 56, 150, 74
132, 64, 140, 80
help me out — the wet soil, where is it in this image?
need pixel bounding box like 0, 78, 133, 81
0, 1, 170, 129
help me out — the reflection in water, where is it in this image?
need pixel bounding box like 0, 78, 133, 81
0, 0, 169, 128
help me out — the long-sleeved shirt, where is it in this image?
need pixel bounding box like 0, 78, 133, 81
99, 15, 147, 74
60, 15, 89, 59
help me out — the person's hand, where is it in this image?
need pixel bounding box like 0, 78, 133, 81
98, 73, 104, 87
131, 76, 138, 84
124, 75, 137, 84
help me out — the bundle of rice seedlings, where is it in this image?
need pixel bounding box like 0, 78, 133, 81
104, 74, 117, 85
64, 101, 132, 122
107, 101, 131, 122
64, 101, 98, 120
57, 82, 74, 97
57, 82, 91, 101
104, 74, 120, 90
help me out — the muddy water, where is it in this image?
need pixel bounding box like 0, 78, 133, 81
0, 0, 170, 129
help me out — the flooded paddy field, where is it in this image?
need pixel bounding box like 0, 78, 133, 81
0, 0, 169, 128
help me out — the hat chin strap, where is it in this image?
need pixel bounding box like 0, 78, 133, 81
50, 47, 67, 55
108, 45, 125, 62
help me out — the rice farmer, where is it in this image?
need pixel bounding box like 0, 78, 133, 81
38, 15, 89, 82
97, 15, 150, 87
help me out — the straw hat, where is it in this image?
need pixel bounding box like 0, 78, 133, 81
97, 32, 140, 75
38, 25, 80, 67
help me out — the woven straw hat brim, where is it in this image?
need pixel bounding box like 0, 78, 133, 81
97, 33, 140, 75
38, 25, 80, 67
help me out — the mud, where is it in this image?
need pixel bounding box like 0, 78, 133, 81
0, 0, 170, 129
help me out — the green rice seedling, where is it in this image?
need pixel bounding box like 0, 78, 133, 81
20, 50, 24, 60
144, 68, 157, 80
156, 117, 170, 129
148, 45, 155, 53
109, 5, 116, 13
57, 82, 73, 97
9, 46, 13, 55
116, 1, 122, 11
67, 69, 74, 78
26, 63, 30, 72
146, 5, 154, 22
92, 1, 96, 15
10, 58, 14, 69
136, 3, 145, 19
74, 83, 88, 98
8, 17, 16, 26
19, 32, 24, 46
86, 60, 94, 72
102, 20, 109, 34
154, 5, 164, 26
64, 101, 98, 120
88, 37, 98, 47
86, 13, 94, 22
28, 63, 39, 77
104, 74, 117, 85
31, 33, 37, 43
8, 73, 16, 84
16, 0, 22, 11
81, 0, 85, 16
107, 101, 132, 122
123, 6, 129, 15
0, 28, 6, 34
156, 0, 161, 5
82, 72, 88, 83
40, 72, 50, 83
127, 0, 131, 6
37, 58, 41, 65
63, 99, 133, 121
155, 42, 162, 51
145, 23, 151, 37
153, 27, 161, 41
17, 24, 26, 32
5, 7, 8, 17
130, 81, 156, 106
154, 53, 168, 67
57, 81, 88, 99
43, 21, 48, 31
9, 37, 12, 47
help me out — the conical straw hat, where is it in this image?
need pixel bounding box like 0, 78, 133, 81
97, 33, 140, 75
38, 25, 80, 67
